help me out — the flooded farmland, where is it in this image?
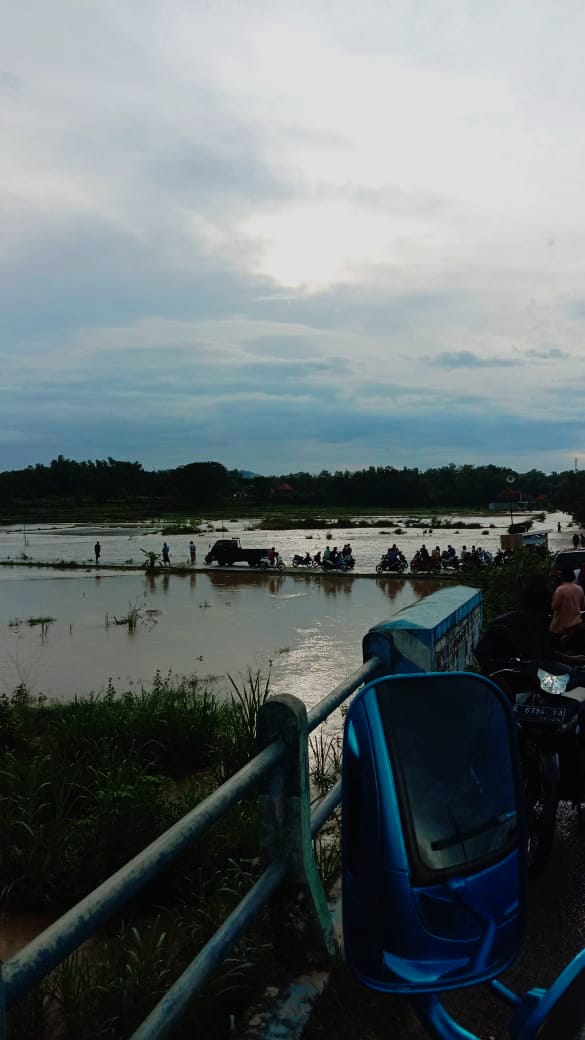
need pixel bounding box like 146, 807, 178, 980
0, 511, 571, 712
0, 565, 436, 711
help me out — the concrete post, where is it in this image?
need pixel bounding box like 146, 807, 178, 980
256, 694, 339, 968
363, 584, 483, 675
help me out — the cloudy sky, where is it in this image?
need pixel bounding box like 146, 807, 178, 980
2, 1, 585, 475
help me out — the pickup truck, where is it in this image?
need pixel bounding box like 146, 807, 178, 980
205, 538, 270, 567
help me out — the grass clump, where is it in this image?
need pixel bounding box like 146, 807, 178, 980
160, 518, 202, 535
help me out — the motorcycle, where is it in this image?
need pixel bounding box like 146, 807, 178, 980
292, 553, 317, 568
376, 552, 407, 574
259, 553, 285, 570
410, 551, 441, 574
322, 555, 355, 572
440, 551, 460, 572
475, 614, 585, 873
460, 549, 493, 572
488, 664, 585, 874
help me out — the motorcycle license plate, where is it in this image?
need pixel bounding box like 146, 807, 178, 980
513, 703, 567, 724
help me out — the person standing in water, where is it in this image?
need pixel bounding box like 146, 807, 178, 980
94, 541, 101, 566
189, 540, 196, 565
162, 542, 171, 566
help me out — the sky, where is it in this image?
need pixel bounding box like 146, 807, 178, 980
2, 1, 585, 476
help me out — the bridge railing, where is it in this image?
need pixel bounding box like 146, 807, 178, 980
0, 657, 380, 1040
1, 584, 481, 1039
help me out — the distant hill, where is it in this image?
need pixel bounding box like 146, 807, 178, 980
238, 470, 262, 479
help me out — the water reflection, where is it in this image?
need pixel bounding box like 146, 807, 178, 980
206, 569, 286, 594
375, 576, 440, 602
0, 570, 436, 704
375, 576, 408, 601
318, 575, 354, 596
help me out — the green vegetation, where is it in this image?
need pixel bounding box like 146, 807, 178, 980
0, 455, 569, 523
160, 519, 202, 535
458, 548, 553, 626
0, 670, 275, 1038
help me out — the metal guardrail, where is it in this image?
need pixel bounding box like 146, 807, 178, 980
0, 655, 381, 1039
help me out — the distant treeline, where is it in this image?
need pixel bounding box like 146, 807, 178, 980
1, 456, 584, 519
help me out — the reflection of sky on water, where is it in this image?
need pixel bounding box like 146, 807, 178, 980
0, 568, 432, 710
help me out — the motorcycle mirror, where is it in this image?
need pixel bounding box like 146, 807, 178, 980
342, 672, 526, 994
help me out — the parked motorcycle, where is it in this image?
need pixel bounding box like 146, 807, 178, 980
376, 551, 407, 574
475, 613, 585, 872
292, 553, 317, 567
489, 664, 585, 873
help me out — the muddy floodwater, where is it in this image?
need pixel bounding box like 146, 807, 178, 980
0, 566, 438, 716
0, 511, 571, 714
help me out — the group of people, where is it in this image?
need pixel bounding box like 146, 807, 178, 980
158, 541, 198, 566
160, 540, 197, 566
383, 544, 405, 564
571, 532, 585, 549
323, 543, 354, 568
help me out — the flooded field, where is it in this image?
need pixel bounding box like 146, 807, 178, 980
0, 511, 571, 712
0, 565, 438, 712
0, 509, 572, 573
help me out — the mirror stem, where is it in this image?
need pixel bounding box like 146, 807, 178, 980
488, 978, 521, 1007
412, 994, 479, 1039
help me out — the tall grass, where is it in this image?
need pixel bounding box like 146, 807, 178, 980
0, 670, 269, 910
214, 670, 272, 783
309, 730, 342, 795
2, 669, 276, 1036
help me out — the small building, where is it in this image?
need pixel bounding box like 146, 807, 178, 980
500, 529, 550, 552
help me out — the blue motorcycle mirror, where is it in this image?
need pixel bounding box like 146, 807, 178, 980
342, 672, 526, 995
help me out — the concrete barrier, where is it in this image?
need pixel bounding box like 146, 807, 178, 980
363, 584, 482, 675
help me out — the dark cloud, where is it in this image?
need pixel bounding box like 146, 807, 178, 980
1, 367, 582, 473
430, 351, 518, 369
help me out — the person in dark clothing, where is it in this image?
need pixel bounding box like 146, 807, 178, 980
94, 541, 101, 566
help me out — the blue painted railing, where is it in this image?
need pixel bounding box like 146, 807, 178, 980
0, 585, 481, 1039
